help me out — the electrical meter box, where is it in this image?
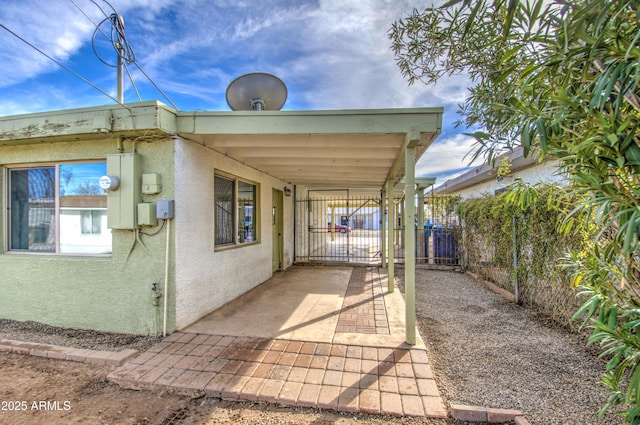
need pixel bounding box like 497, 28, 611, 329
106, 153, 141, 229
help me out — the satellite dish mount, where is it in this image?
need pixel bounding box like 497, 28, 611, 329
226, 73, 287, 111
251, 98, 266, 111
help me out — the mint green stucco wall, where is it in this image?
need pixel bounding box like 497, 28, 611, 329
0, 138, 176, 335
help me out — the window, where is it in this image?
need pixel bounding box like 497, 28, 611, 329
214, 174, 257, 247
7, 162, 111, 255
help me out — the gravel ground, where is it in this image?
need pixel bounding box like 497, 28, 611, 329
0, 268, 626, 425
398, 268, 624, 425
0, 319, 161, 352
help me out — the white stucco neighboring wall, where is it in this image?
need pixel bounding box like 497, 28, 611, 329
173, 138, 293, 329
437, 159, 566, 199
459, 160, 565, 199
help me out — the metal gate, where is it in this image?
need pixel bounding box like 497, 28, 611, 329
295, 191, 382, 263
394, 194, 461, 266
294, 191, 460, 266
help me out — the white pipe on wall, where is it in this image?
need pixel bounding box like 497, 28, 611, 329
163, 218, 171, 337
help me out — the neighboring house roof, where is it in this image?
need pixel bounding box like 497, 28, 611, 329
434, 146, 563, 196
0, 101, 444, 191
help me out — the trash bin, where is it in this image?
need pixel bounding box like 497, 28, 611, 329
433, 225, 459, 265
424, 221, 433, 237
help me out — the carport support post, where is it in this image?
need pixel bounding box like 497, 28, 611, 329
386, 179, 395, 292
417, 185, 426, 263
404, 142, 417, 346
381, 189, 387, 268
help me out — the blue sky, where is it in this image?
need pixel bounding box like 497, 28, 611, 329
0, 0, 479, 184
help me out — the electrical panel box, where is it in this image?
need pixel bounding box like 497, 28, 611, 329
156, 199, 175, 219
137, 202, 158, 226
142, 173, 162, 195
106, 153, 141, 229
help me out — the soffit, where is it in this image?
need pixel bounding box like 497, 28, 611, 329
177, 108, 443, 190
183, 133, 409, 188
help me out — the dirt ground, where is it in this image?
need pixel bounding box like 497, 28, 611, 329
0, 352, 455, 425
1, 267, 618, 424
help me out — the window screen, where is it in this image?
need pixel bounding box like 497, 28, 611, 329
215, 174, 258, 247
214, 175, 235, 245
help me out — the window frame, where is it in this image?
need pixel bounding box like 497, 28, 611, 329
4, 161, 111, 257
214, 172, 260, 250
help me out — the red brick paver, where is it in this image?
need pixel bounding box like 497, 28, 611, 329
107, 330, 446, 418
336, 267, 390, 335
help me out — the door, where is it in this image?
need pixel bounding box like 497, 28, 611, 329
272, 189, 284, 271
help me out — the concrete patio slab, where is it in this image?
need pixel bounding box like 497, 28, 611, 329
108, 266, 444, 418
182, 266, 350, 342
182, 265, 424, 349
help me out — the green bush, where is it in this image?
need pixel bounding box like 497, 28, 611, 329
458, 182, 588, 324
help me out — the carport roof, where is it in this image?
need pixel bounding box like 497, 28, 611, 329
176, 107, 443, 189
0, 101, 443, 189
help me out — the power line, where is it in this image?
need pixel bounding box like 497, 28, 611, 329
89, 0, 112, 19
123, 61, 142, 101
2, 0, 180, 111
0, 23, 129, 109
70, 0, 110, 40
132, 62, 179, 110
79, 0, 179, 110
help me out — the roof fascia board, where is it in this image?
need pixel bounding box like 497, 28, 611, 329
0, 101, 177, 145
176, 108, 443, 136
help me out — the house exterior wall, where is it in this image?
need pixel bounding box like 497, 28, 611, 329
173, 139, 293, 330
447, 160, 564, 199
0, 138, 176, 335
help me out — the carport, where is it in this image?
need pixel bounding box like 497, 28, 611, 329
176, 107, 444, 345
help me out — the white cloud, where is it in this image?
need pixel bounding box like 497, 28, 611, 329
0, 0, 173, 88
105, 0, 471, 110
0, 0, 472, 114
285, 0, 441, 109
417, 133, 481, 182
0, 2, 82, 86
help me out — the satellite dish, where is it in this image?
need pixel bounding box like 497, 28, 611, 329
226, 72, 287, 111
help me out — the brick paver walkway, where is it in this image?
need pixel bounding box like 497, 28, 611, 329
107, 332, 447, 417
336, 267, 389, 334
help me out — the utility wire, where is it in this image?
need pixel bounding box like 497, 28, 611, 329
123, 61, 142, 101
82, 0, 179, 110
133, 62, 179, 110
0, 23, 129, 110
70, 0, 110, 40
89, 0, 111, 19
73, 0, 141, 102
3, 0, 180, 112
